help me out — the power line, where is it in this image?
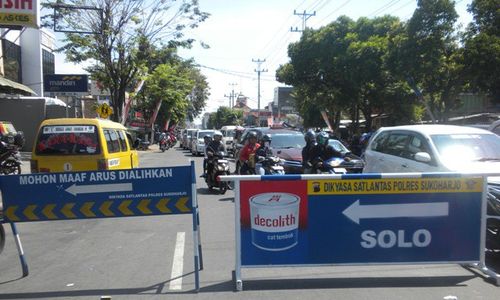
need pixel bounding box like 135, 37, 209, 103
317, 0, 353, 25
195, 64, 276, 82
252, 58, 268, 111
258, 0, 309, 56
368, 0, 402, 17
291, 10, 316, 32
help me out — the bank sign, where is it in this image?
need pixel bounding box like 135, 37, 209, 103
44, 74, 89, 93
239, 177, 483, 266
0, 0, 39, 28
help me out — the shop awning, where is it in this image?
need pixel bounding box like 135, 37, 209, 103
0, 76, 37, 95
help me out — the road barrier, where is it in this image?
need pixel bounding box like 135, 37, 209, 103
0, 162, 203, 291
222, 172, 500, 291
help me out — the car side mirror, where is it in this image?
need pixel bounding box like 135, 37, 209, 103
414, 152, 431, 163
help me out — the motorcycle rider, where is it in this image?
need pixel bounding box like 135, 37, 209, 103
206, 131, 225, 177
239, 131, 260, 174
302, 129, 321, 174
313, 131, 346, 172
200, 135, 213, 178
255, 134, 274, 175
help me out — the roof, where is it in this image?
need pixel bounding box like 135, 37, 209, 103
0, 76, 36, 95
40, 118, 127, 129
379, 124, 495, 135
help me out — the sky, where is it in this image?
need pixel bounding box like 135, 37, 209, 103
54, 0, 474, 122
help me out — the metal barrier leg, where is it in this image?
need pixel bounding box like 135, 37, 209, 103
197, 211, 203, 271
478, 262, 500, 286
10, 223, 29, 277
0, 223, 5, 255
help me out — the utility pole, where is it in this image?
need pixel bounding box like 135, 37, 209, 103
290, 10, 316, 32
252, 58, 267, 112
224, 83, 238, 108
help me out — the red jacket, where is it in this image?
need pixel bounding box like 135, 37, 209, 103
239, 142, 261, 161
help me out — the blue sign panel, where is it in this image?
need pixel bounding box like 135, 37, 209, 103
0, 167, 192, 222
44, 74, 89, 93
238, 177, 483, 266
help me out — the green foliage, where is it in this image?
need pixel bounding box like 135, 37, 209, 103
41, 0, 209, 122
463, 0, 500, 101
206, 107, 243, 129
277, 15, 418, 130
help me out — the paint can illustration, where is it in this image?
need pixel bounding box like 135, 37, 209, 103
249, 193, 300, 251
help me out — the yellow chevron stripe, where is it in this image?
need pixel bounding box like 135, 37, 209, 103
24, 205, 38, 220
81, 202, 96, 218
156, 198, 172, 214
100, 201, 114, 217
137, 199, 152, 214
118, 200, 134, 216
42, 204, 57, 219
61, 203, 76, 218
175, 197, 190, 213
4, 206, 20, 222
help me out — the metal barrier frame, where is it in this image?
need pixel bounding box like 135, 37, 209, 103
0, 161, 203, 291
222, 172, 500, 291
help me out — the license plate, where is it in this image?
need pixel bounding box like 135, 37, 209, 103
271, 166, 284, 170
218, 159, 228, 163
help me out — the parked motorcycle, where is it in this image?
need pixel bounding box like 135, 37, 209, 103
0, 140, 22, 175
256, 155, 285, 175
205, 151, 230, 194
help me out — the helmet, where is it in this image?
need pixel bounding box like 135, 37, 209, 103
260, 134, 272, 144
203, 135, 212, 142
247, 131, 258, 140
317, 132, 329, 145
213, 131, 223, 141
304, 129, 316, 143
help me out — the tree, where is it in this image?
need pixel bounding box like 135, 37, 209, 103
206, 107, 243, 129
137, 63, 194, 136
394, 0, 463, 122
463, 0, 500, 102
277, 15, 416, 131
42, 0, 208, 122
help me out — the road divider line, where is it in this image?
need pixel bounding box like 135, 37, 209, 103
169, 231, 185, 291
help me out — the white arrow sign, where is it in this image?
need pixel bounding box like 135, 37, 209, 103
65, 183, 133, 196
342, 200, 449, 224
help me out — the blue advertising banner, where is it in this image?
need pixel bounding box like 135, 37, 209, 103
238, 177, 483, 266
44, 74, 89, 93
0, 167, 192, 222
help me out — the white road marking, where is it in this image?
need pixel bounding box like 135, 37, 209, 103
169, 232, 186, 290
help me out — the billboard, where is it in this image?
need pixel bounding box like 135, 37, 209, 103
238, 177, 483, 266
44, 74, 89, 93
0, 0, 39, 28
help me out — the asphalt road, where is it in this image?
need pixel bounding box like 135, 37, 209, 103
1, 146, 500, 299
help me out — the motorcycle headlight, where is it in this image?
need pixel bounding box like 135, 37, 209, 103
328, 160, 342, 167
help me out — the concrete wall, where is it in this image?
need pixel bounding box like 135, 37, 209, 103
0, 98, 45, 151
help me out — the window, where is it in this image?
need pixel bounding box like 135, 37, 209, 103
35, 125, 100, 155
1, 39, 22, 82
117, 130, 128, 151
384, 133, 411, 157
42, 49, 55, 75
371, 131, 389, 153
104, 129, 120, 153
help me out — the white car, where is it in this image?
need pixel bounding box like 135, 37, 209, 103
363, 124, 500, 250
363, 124, 500, 175
191, 130, 219, 156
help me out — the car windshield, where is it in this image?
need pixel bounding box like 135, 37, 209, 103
431, 134, 500, 163
225, 130, 236, 137
198, 131, 214, 139
35, 125, 101, 155
270, 133, 305, 149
